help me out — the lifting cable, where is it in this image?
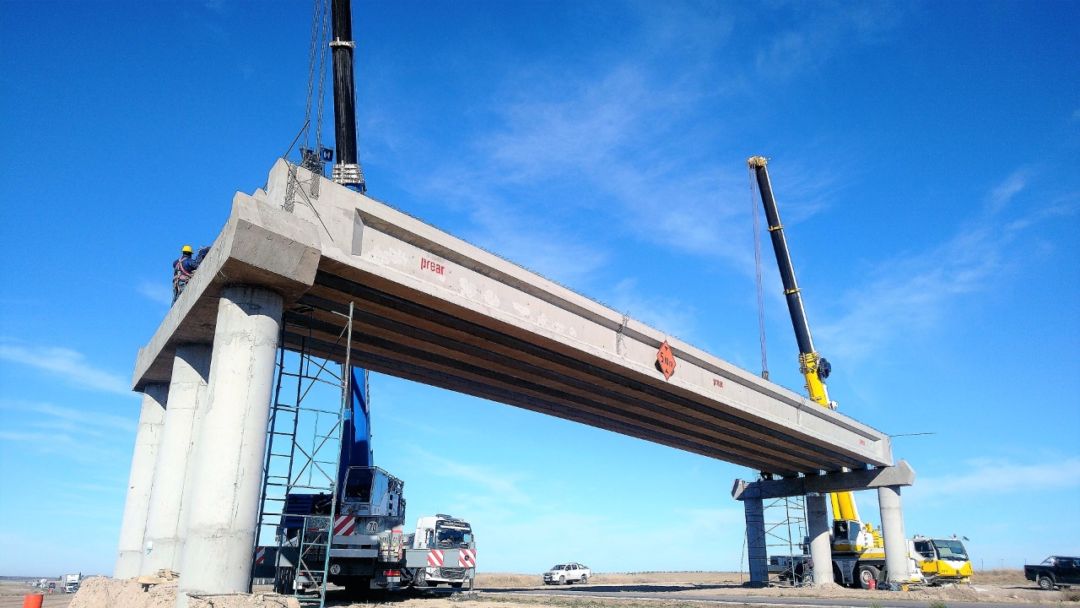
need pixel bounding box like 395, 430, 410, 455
303, 0, 331, 155
749, 167, 770, 380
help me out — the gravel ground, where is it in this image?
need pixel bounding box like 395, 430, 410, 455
9, 570, 1076, 608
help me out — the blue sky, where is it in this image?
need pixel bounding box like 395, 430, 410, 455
1, 0, 1078, 577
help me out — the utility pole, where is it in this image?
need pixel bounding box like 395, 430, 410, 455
330, 0, 366, 193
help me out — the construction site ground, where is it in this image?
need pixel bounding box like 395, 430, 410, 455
4, 570, 1077, 608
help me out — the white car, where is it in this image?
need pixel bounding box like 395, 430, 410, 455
543, 563, 591, 585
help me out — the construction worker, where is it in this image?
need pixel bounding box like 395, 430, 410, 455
172, 244, 210, 302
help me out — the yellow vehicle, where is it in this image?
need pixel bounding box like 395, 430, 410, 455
748, 156, 972, 588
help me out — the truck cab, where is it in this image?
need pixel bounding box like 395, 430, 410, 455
406, 515, 476, 589
1026, 556, 1080, 590
912, 536, 972, 585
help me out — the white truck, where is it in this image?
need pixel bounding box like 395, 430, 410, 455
543, 563, 591, 585
63, 573, 82, 593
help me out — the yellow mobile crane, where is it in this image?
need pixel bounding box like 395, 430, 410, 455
747, 156, 972, 587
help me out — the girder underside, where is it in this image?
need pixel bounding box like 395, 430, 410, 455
276, 269, 872, 476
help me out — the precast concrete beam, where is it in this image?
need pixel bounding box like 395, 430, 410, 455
879, 486, 914, 584
732, 461, 916, 501
806, 494, 834, 586
141, 344, 211, 574
133, 160, 895, 478
177, 286, 282, 606
114, 383, 168, 579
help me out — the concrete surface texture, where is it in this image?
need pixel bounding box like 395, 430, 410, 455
114, 383, 168, 579
806, 493, 833, 585
878, 485, 913, 583
175, 286, 282, 605
140, 344, 212, 575
132, 161, 893, 477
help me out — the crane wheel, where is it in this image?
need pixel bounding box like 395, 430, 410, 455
857, 565, 880, 590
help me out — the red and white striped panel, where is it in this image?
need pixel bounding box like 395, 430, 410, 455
427, 549, 444, 567
333, 515, 357, 536
459, 548, 476, 568
255, 547, 266, 565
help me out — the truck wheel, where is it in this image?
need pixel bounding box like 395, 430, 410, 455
559, 575, 566, 585
1038, 576, 1055, 591
580, 574, 589, 584
857, 565, 880, 589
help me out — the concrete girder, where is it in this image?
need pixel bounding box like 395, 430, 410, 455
281, 308, 839, 474
132, 160, 894, 481
731, 460, 916, 501
287, 284, 871, 472
282, 328, 801, 474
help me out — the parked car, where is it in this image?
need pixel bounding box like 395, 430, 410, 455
1025, 556, 1080, 590
543, 563, 591, 585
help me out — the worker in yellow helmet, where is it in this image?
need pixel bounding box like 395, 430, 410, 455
172, 244, 210, 302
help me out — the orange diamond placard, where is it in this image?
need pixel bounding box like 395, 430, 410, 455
656, 340, 676, 380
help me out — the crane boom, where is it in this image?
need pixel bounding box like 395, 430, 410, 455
747, 156, 859, 523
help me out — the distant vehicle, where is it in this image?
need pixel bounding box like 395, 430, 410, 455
63, 573, 82, 593
1025, 556, 1080, 590
543, 563, 591, 585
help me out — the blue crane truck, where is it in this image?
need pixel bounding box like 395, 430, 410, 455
257, 368, 476, 595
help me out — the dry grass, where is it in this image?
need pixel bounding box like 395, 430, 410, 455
474, 572, 744, 589
970, 569, 1027, 586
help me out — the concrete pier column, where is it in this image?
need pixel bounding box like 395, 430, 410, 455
806, 493, 834, 586
743, 497, 769, 586
140, 344, 212, 574
114, 384, 169, 578
177, 286, 282, 606
878, 485, 912, 584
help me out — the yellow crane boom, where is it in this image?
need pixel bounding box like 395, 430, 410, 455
747, 156, 861, 525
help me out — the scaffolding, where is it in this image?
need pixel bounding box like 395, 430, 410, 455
253, 302, 356, 607
764, 496, 809, 585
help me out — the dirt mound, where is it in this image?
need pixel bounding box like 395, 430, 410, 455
68, 577, 299, 608
69, 577, 175, 608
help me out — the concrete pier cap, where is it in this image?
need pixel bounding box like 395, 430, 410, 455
733, 462, 916, 587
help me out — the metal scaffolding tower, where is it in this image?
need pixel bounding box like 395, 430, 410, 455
764, 496, 809, 585
253, 302, 356, 607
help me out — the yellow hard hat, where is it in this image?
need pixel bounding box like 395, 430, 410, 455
182, 245, 193, 254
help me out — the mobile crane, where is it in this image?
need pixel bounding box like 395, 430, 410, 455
267, 368, 477, 595
748, 156, 972, 587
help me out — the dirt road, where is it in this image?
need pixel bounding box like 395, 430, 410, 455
28, 570, 1078, 608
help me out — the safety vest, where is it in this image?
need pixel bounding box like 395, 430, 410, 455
173, 256, 193, 289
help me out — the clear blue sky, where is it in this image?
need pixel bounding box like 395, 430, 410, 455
1, 0, 1078, 578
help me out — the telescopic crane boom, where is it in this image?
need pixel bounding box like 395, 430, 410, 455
747, 155, 859, 524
